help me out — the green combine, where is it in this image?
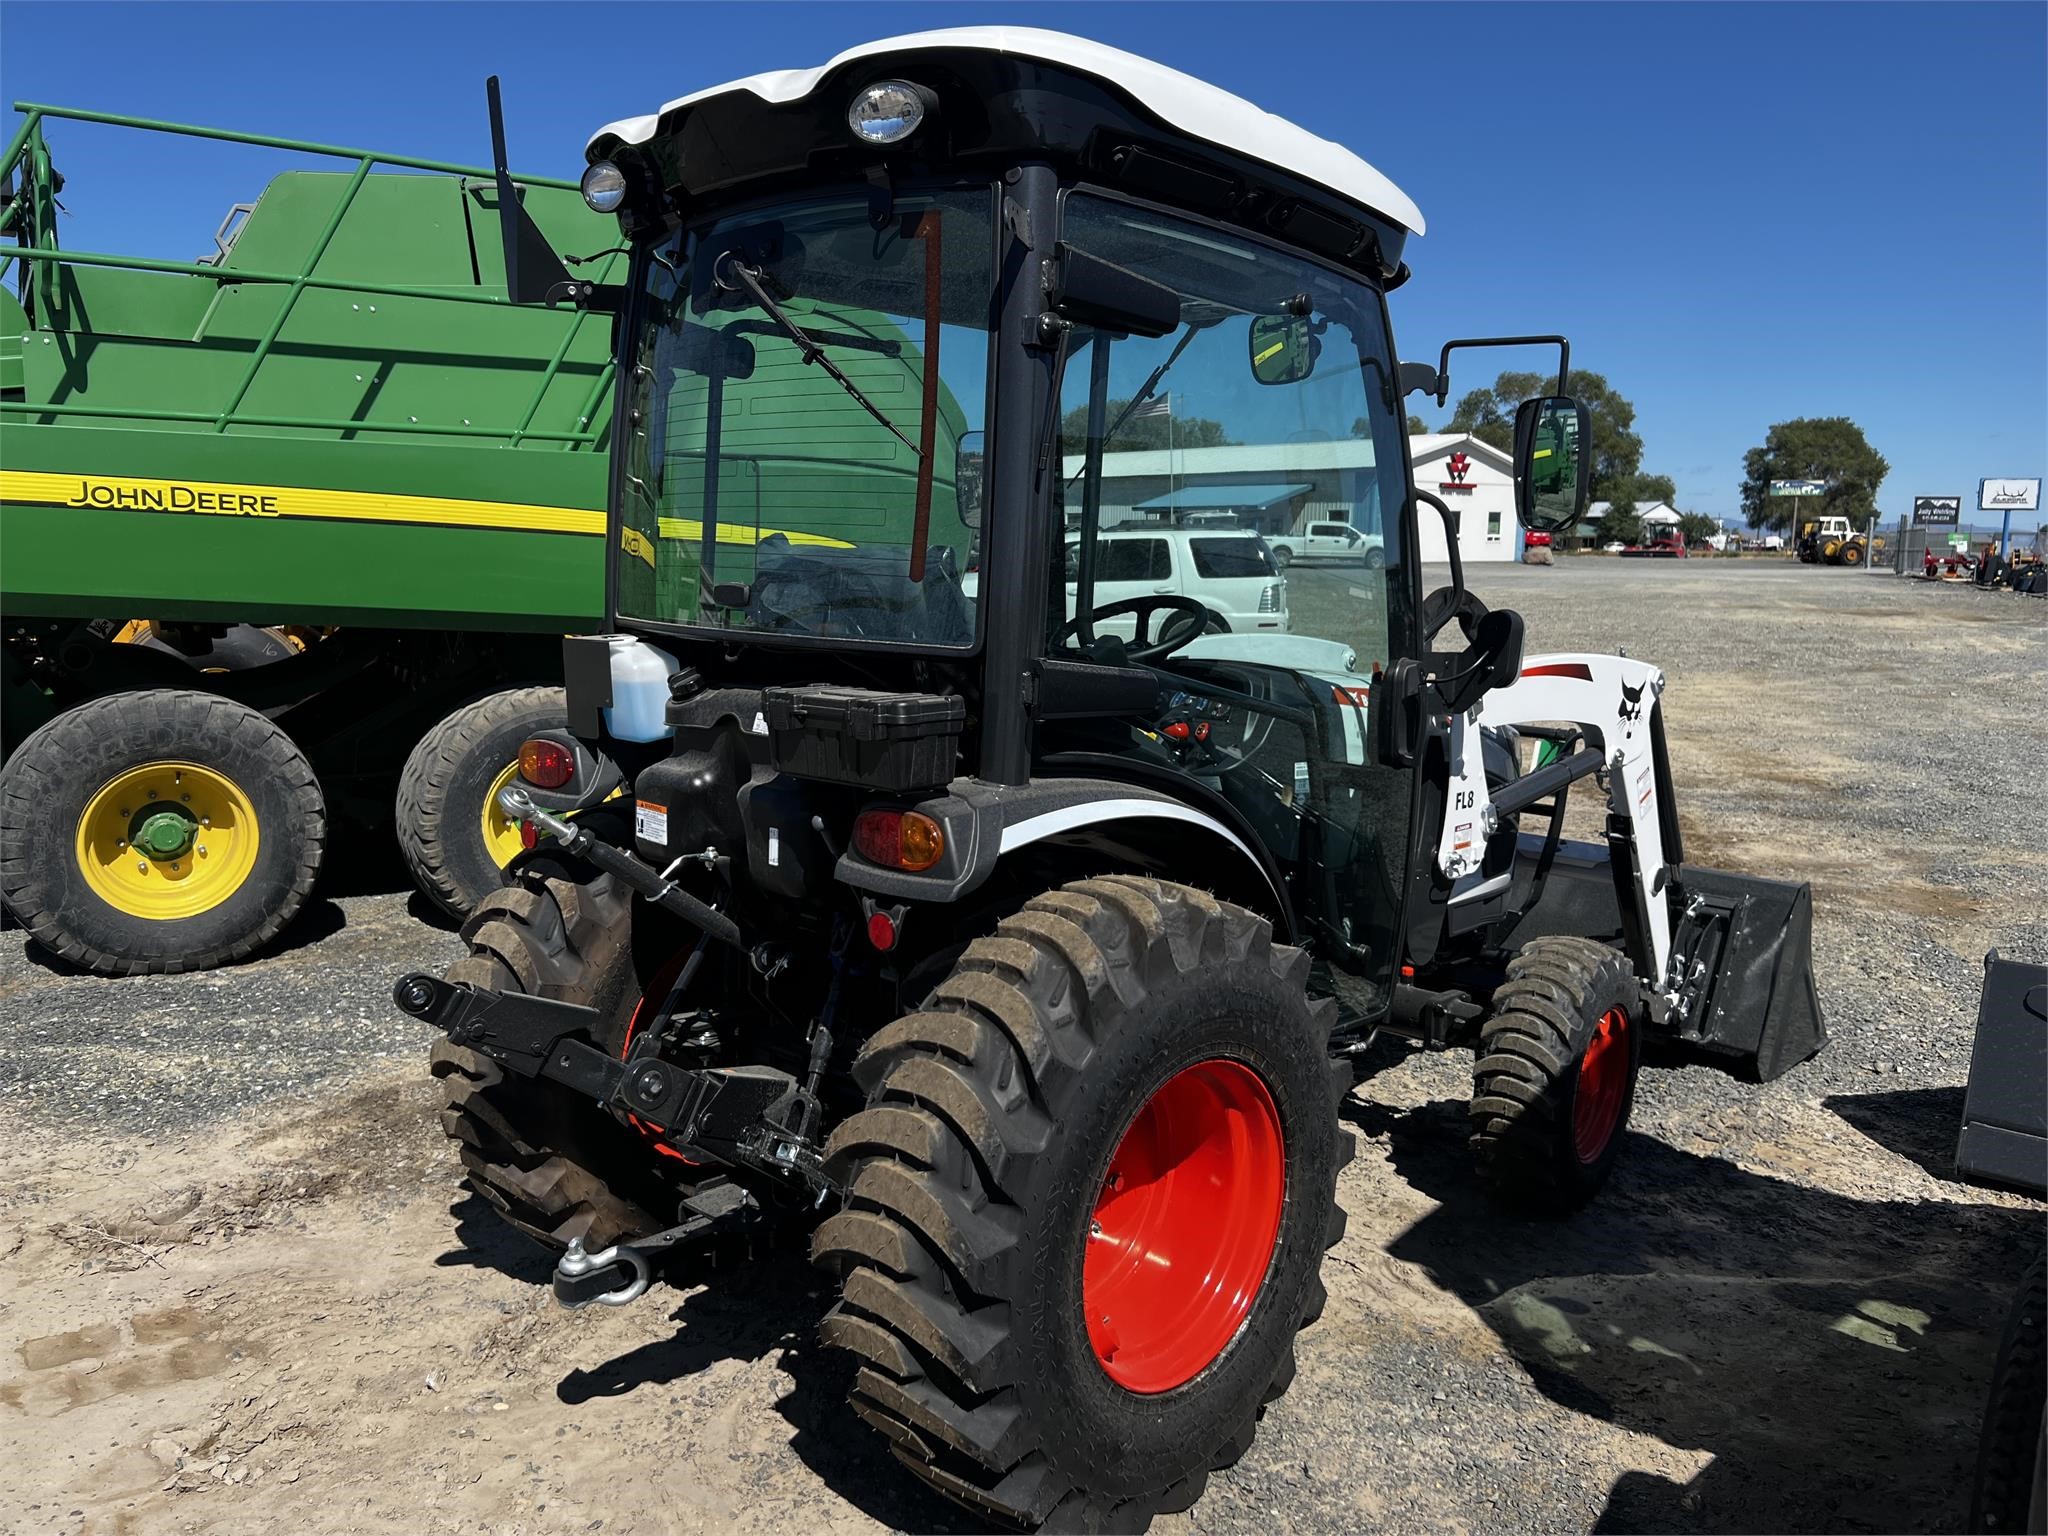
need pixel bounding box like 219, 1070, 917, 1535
0, 101, 625, 972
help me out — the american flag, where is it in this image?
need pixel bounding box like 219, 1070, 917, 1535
1128, 393, 1172, 421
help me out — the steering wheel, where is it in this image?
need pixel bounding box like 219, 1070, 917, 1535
1055, 595, 1213, 663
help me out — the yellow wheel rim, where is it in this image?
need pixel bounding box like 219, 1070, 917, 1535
76, 761, 259, 920
480, 759, 526, 869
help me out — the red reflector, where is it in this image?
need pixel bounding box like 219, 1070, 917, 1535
518, 737, 575, 789
1400, 964, 1415, 978
520, 820, 539, 850
1194, 721, 1211, 743
867, 910, 897, 951
1163, 720, 1190, 741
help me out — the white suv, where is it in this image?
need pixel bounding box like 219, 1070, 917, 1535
1063, 529, 1288, 635
1268, 520, 1384, 569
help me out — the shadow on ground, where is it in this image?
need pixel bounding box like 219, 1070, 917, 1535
1824, 1085, 1970, 1186
439, 1190, 970, 1532
1348, 1094, 2037, 1533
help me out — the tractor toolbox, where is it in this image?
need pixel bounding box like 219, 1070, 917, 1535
762, 684, 964, 792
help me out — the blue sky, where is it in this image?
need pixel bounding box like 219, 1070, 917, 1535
4, 2, 2042, 527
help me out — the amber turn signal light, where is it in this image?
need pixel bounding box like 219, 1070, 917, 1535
852, 808, 945, 872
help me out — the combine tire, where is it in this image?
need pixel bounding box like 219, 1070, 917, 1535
1470, 936, 1641, 1215
0, 690, 324, 976
1970, 1250, 2047, 1534
429, 872, 674, 1251
398, 687, 568, 921
815, 877, 1350, 1530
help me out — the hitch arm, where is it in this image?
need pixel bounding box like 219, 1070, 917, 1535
393, 973, 624, 1099
499, 787, 741, 950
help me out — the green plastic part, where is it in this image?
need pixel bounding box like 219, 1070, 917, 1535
134, 808, 196, 858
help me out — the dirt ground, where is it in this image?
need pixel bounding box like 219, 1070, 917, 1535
2, 561, 2043, 1536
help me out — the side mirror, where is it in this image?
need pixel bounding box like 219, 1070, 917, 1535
955, 429, 985, 529
1513, 395, 1592, 533
1249, 313, 1319, 385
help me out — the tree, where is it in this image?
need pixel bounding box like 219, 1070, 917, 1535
1739, 418, 1889, 533
1677, 512, 1718, 547
1060, 399, 1232, 453
1405, 413, 1429, 436
1602, 471, 1679, 518
1598, 504, 1643, 547
1446, 368, 1651, 505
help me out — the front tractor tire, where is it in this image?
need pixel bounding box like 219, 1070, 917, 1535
1469, 936, 1643, 1216
0, 689, 324, 976
429, 872, 674, 1251
398, 686, 570, 922
814, 877, 1350, 1531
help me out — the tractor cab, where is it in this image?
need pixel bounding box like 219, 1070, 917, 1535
528, 28, 1585, 1016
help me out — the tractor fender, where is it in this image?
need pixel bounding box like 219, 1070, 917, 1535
831, 773, 1291, 933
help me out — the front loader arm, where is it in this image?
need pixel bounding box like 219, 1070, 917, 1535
1450, 652, 1676, 1010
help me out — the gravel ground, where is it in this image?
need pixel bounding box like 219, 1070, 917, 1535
1, 558, 2042, 1536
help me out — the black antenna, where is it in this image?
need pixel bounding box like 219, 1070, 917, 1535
486, 75, 573, 305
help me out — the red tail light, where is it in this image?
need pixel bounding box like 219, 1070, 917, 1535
518, 737, 575, 789
852, 808, 945, 872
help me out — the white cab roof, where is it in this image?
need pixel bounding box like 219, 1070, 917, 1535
589, 26, 1424, 235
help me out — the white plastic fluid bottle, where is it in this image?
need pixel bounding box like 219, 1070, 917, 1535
601, 635, 680, 742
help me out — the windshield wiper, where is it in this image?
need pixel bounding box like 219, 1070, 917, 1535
714, 254, 925, 460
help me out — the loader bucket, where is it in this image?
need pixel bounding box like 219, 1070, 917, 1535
1671, 865, 1828, 1082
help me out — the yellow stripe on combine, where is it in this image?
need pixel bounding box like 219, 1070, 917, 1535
1, 469, 604, 536
1, 470, 857, 553
652, 516, 852, 550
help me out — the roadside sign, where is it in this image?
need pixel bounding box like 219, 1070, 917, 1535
1948, 533, 1971, 550
1912, 495, 1962, 526
1979, 478, 2042, 513
1769, 479, 1828, 497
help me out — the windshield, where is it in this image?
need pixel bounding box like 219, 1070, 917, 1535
615, 187, 994, 646
1055, 192, 1411, 668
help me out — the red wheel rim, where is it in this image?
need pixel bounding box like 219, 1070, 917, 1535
1083, 1058, 1286, 1394
1572, 1007, 1631, 1163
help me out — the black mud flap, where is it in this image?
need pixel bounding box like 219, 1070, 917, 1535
1670, 865, 1827, 1082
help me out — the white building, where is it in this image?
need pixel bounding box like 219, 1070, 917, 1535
1408, 434, 1519, 563
1057, 430, 1521, 564
1586, 500, 1683, 531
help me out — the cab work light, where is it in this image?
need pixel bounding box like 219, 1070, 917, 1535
848, 81, 929, 145
853, 808, 944, 872
581, 160, 627, 213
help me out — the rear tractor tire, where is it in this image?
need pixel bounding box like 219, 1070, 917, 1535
814, 876, 1351, 1531
398, 686, 570, 921
0, 689, 324, 976
1469, 936, 1642, 1216
429, 871, 676, 1251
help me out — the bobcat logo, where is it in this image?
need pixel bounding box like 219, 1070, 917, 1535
1618, 679, 1647, 723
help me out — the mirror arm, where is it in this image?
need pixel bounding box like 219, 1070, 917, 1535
1415, 487, 1464, 629
1430, 335, 1570, 408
